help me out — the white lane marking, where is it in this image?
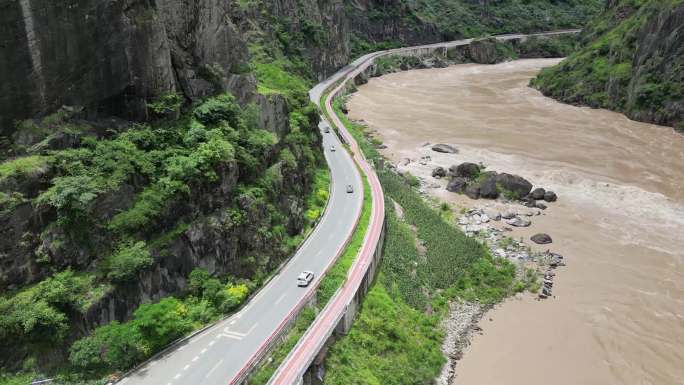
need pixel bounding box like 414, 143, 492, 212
230, 320, 236, 325
119, 380, 129, 385
206, 359, 224, 378
274, 293, 287, 305
220, 333, 243, 340
209, 339, 216, 346
246, 323, 258, 335
174, 374, 181, 379
201, 348, 208, 354
183, 364, 190, 371
192, 356, 199, 362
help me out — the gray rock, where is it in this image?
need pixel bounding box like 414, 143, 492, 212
478, 174, 499, 199
485, 210, 501, 221
446, 177, 468, 193
494, 173, 533, 199
432, 166, 447, 178
536, 202, 548, 210
531, 188, 546, 200
506, 217, 531, 227
453, 162, 481, 179
465, 184, 481, 199
543, 191, 558, 202
531, 233, 553, 244
432, 144, 458, 153
501, 210, 516, 220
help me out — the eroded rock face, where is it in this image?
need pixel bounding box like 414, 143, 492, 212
452, 162, 481, 178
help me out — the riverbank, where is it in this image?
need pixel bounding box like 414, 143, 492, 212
347, 59, 684, 385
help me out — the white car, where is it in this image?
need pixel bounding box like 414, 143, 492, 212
330, 145, 336, 152
297, 271, 315, 287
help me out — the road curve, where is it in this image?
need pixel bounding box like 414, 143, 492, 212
267, 29, 581, 385
118, 79, 364, 385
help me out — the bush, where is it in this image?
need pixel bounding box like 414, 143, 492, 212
37, 174, 103, 227
105, 241, 153, 283
192, 94, 240, 127
69, 321, 144, 371
133, 297, 193, 351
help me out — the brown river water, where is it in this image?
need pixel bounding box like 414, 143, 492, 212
347, 59, 684, 385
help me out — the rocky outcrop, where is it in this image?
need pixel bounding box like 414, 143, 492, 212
432, 144, 458, 153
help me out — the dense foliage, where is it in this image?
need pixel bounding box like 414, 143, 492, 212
532, 0, 684, 130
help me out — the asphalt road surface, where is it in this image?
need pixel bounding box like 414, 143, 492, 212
119, 120, 363, 385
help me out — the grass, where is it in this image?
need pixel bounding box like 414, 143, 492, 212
0, 155, 51, 181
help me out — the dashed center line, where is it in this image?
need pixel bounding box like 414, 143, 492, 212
206, 359, 224, 378
174, 374, 181, 379
192, 356, 199, 362
201, 348, 207, 354
274, 293, 287, 305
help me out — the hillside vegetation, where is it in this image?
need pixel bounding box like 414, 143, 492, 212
532, 0, 684, 130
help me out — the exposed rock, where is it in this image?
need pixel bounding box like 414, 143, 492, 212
453, 162, 481, 179
478, 174, 499, 199
446, 177, 468, 193
501, 210, 516, 220
543, 191, 558, 202
531, 233, 553, 244
465, 184, 481, 199
432, 143, 458, 153
536, 202, 548, 210
485, 210, 501, 221
506, 217, 531, 227
493, 173, 533, 199
531, 188, 546, 200
432, 166, 447, 178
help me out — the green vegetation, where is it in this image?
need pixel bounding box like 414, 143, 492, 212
321, 89, 528, 385
348, 0, 602, 59
0, 155, 50, 181
532, 0, 684, 128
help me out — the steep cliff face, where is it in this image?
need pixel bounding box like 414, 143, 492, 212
532, 0, 684, 130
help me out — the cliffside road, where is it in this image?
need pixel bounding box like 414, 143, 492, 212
118, 30, 579, 385
118, 123, 363, 385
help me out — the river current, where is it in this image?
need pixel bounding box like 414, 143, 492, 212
347, 59, 684, 385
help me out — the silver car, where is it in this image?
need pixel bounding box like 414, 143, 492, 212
297, 271, 315, 287
346, 184, 354, 193
330, 145, 336, 152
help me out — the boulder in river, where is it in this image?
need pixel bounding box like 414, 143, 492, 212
531, 188, 546, 200
494, 173, 533, 199
478, 174, 500, 199
465, 184, 481, 199
531, 233, 553, 244
506, 216, 531, 227
432, 144, 458, 154
536, 202, 548, 210
432, 166, 447, 178
452, 162, 481, 179
543, 190, 558, 202
446, 177, 468, 193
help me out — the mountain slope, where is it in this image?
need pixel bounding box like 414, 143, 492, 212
532, 0, 684, 130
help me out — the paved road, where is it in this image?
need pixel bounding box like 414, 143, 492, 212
119, 29, 580, 385
119, 120, 363, 385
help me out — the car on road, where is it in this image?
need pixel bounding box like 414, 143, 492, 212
346, 184, 353, 193
297, 271, 315, 287
330, 145, 336, 152
324, 126, 330, 133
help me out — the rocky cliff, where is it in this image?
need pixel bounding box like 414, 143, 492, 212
532, 0, 684, 131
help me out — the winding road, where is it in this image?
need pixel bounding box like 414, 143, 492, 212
117, 30, 579, 385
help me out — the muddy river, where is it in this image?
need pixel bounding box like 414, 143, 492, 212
347, 59, 684, 385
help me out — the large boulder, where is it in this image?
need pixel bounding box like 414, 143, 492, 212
531, 188, 546, 200
432, 166, 447, 178
431, 144, 458, 153
452, 162, 481, 179
543, 191, 558, 202
531, 233, 553, 244
478, 174, 500, 199
465, 184, 481, 199
446, 177, 468, 193
494, 173, 533, 199
506, 217, 531, 227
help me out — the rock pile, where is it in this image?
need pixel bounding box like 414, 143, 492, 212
457, 207, 566, 300
438, 162, 559, 207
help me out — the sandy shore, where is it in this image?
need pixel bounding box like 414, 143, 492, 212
347, 59, 684, 385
